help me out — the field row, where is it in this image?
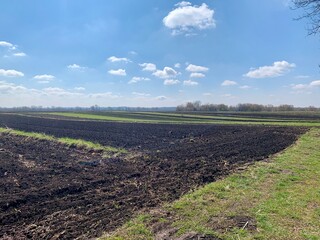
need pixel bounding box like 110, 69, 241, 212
20, 111, 320, 127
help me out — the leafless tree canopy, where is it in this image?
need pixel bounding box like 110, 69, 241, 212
293, 0, 320, 35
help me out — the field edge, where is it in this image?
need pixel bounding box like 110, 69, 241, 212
100, 128, 320, 240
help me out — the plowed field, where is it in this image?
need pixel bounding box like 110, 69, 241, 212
0, 114, 307, 239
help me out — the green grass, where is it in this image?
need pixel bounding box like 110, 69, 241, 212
0, 127, 126, 155
102, 128, 320, 240
101, 215, 154, 240
33, 112, 320, 127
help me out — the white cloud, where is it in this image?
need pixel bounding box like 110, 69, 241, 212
153, 67, 179, 79
221, 80, 237, 86
89, 92, 120, 99
128, 77, 150, 84
0, 81, 126, 107
139, 63, 157, 72
0, 69, 24, 77
222, 93, 233, 98
183, 80, 198, 86
291, 84, 309, 90
244, 61, 296, 79
108, 56, 131, 63
0, 81, 29, 94
310, 80, 320, 87
132, 92, 151, 97
13, 52, 27, 57
295, 75, 310, 79
174, 63, 181, 68
175, 1, 192, 7
164, 79, 180, 85
74, 87, 86, 91
163, 2, 215, 35
190, 72, 205, 78
203, 92, 213, 96
67, 64, 87, 70
0, 41, 14, 48
239, 85, 252, 89
129, 51, 137, 55
290, 80, 320, 91
39, 87, 83, 97
186, 64, 209, 72
33, 74, 55, 81
108, 69, 127, 76
155, 96, 168, 101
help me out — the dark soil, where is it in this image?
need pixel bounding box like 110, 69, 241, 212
0, 114, 307, 239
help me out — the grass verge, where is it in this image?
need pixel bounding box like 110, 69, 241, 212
0, 127, 126, 155
101, 128, 320, 240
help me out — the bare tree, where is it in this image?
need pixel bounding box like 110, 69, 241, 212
293, 0, 320, 35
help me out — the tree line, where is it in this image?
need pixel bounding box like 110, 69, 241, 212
176, 101, 319, 112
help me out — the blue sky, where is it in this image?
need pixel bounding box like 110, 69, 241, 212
0, 0, 319, 107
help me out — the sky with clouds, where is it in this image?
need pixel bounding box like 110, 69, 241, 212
0, 0, 319, 107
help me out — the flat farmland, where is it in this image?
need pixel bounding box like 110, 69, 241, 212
0, 113, 311, 239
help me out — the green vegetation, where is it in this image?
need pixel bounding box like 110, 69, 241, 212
0, 127, 126, 155
34, 111, 320, 127
102, 128, 320, 239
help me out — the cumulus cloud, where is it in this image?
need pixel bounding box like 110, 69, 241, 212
74, 87, 86, 91
244, 61, 296, 79
0, 41, 14, 49
190, 72, 205, 78
108, 69, 126, 76
13, 52, 27, 57
67, 64, 87, 71
310, 80, 320, 87
164, 79, 181, 85
291, 84, 308, 90
183, 80, 198, 86
239, 85, 252, 89
153, 67, 179, 79
290, 80, 320, 91
174, 63, 181, 68
128, 77, 150, 84
163, 2, 215, 35
33, 74, 55, 81
0, 69, 24, 77
155, 96, 168, 101
186, 64, 209, 72
221, 80, 237, 86
42, 87, 82, 97
0, 81, 29, 94
0, 81, 124, 106
89, 92, 120, 99
108, 56, 131, 63
139, 63, 157, 72
0, 41, 26, 56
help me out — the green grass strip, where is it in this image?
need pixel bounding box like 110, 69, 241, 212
0, 127, 126, 154
41, 112, 320, 127
101, 128, 320, 239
